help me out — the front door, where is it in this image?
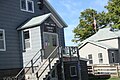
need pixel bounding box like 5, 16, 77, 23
43, 32, 58, 59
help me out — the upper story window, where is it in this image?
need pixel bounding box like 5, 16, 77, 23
23, 30, 31, 50
0, 29, 6, 51
20, 0, 34, 13
88, 54, 93, 64
98, 53, 103, 64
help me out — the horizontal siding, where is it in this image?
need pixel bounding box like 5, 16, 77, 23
0, 0, 47, 69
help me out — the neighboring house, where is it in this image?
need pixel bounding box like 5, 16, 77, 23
79, 28, 120, 65
0, 0, 88, 80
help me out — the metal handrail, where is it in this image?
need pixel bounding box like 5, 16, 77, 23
36, 46, 59, 72
36, 46, 59, 79
15, 48, 43, 79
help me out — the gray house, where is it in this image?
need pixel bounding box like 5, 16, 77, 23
0, 0, 88, 80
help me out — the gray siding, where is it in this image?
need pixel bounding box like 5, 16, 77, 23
80, 60, 88, 80
108, 49, 119, 63
40, 17, 65, 48
0, 0, 65, 69
0, 0, 43, 69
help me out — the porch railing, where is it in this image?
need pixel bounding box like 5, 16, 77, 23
15, 48, 44, 79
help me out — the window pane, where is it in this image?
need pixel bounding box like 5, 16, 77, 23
70, 66, 77, 76
24, 31, 29, 39
27, 1, 33, 11
99, 59, 103, 63
98, 53, 102, 58
0, 31, 3, 39
52, 35, 57, 46
21, 0, 26, 10
25, 39, 30, 49
88, 54, 92, 59
0, 40, 4, 49
112, 53, 114, 57
23, 30, 30, 49
89, 60, 93, 64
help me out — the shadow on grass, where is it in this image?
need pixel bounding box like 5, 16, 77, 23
89, 74, 111, 80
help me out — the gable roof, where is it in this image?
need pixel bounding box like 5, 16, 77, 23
83, 28, 120, 43
79, 28, 120, 50
44, 0, 68, 27
79, 40, 114, 50
17, 13, 64, 30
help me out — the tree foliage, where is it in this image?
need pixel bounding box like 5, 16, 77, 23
72, 9, 97, 43
105, 0, 120, 29
72, 0, 120, 43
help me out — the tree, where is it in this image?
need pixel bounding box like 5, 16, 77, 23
72, 9, 97, 43
72, 9, 107, 43
105, 0, 120, 29
72, 0, 120, 44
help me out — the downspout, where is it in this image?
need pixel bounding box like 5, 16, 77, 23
118, 37, 120, 64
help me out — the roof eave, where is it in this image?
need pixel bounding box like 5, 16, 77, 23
44, 0, 68, 28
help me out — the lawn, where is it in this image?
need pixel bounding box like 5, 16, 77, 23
92, 78, 120, 80
106, 78, 120, 80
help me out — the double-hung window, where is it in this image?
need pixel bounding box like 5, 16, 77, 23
0, 29, 6, 51
88, 54, 93, 64
98, 53, 103, 64
23, 30, 31, 50
20, 0, 34, 13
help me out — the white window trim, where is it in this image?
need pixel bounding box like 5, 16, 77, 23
70, 66, 77, 77
98, 53, 103, 64
88, 54, 93, 64
22, 29, 32, 51
20, 0, 34, 13
0, 29, 6, 51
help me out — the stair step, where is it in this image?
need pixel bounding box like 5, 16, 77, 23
24, 58, 59, 80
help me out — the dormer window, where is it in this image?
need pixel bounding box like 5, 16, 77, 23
20, 0, 34, 13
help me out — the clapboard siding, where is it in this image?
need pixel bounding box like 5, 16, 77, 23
23, 26, 42, 66
0, 0, 65, 70
0, 0, 46, 69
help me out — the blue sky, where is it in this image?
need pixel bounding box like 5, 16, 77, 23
48, 0, 109, 46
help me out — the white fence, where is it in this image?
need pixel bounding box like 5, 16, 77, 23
88, 63, 120, 77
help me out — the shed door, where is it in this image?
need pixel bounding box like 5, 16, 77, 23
43, 32, 58, 59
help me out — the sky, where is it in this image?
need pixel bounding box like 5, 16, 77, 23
48, 0, 109, 46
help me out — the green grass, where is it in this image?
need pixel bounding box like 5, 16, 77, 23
91, 78, 120, 80
106, 78, 120, 80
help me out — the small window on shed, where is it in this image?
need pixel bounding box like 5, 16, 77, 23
70, 66, 77, 77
